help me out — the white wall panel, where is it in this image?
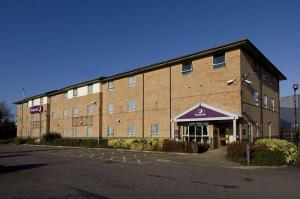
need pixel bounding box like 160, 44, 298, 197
42, 97, 48, 104
93, 83, 100, 93
33, 98, 41, 106
67, 90, 73, 99
28, 100, 32, 108
78, 86, 87, 97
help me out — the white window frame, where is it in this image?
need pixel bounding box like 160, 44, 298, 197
128, 76, 136, 86
150, 124, 159, 137
51, 112, 56, 120
87, 126, 93, 137
263, 95, 268, 109
72, 108, 78, 117
271, 98, 275, 111
108, 81, 114, 91
72, 127, 77, 137
64, 92, 68, 100
73, 88, 78, 97
63, 128, 67, 137
213, 53, 226, 69
88, 85, 93, 94
128, 124, 136, 137
107, 125, 114, 137
128, 99, 136, 112
108, 103, 114, 114
181, 61, 193, 75
63, 110, 68, 119
87, 104, 94, 116
253, 90, 259, 106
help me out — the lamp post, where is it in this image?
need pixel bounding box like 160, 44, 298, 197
293, 83, 299, 145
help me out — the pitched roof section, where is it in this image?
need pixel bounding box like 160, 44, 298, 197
173, 103, 239, 122
14, 39, 287, 104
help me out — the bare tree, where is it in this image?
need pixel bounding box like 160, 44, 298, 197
0, 101, 16, 139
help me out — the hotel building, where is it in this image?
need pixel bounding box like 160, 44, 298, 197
15, 39, 286, 148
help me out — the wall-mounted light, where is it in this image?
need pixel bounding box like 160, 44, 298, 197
227, 78, 236, 85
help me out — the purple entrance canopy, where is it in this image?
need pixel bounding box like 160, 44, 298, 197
178, 105, 228, 119
173, 103, 239, 122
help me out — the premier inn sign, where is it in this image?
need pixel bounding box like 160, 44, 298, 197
30, 105, 43, 114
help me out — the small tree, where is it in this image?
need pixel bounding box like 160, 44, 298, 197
0, 101, 16, 139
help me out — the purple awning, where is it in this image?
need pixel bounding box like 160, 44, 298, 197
178, 104, 228, 120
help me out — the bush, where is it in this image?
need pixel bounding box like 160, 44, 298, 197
227, 139, 298, 166
42, 132, 61, 142
253, 139, 297, 165
226, 142, 249, 164
162, 140, 209, 153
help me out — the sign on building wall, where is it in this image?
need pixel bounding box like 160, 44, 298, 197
30, 105, 43, 114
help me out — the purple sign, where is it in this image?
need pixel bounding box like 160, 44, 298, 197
30, 105, 43, 114
178, 105, 228, 119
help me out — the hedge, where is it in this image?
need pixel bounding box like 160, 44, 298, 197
227, 139, 298, 166
11, 137, 210, 153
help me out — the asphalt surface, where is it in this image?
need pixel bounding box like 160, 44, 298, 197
0, 144, 300, 199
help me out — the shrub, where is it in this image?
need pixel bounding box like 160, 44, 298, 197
254, 139, 297, 165
198, 143, 210, 153
162, 140, 208, 153
42, 131, 61, 142
226, 142, 249, 164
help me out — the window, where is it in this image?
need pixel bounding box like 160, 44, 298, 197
63, 128, 67, 137
107, 125, 114, 137
88, 85, 93, 94
72, 127, 77, 137
256, 122, 260, 137
73, 88, 78, 97
87, 126, 93, 137
128, 124, 136, 137
128, 99, 136, 112
150, 124, 159, 137
213, 53, 226, 69
271, 98, 275, 111
108, 103, 114, 114
181, 61, 193, 75
51, 112, 56, 120
64, 92, 68, 100
253, 62, 259, 73
108, 81, 114, 91
253, 90, 259, 106
87, 104, 94, 116
63, 110, 68, 119
263, 95, 268, 108
72, 108, 78, 117
262, 72, 267, 81
128, 76, 136, 86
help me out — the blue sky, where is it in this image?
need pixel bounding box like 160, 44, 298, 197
0, 0, 300, 112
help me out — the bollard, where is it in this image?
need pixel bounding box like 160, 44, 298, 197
246, 143, 250, 166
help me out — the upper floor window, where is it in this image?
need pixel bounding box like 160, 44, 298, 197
253, 90, 259, 106
128, 99, 136, 112
271, 98, 275, 111
128, 76, 136, 86
181, 61, 193, 75
64, 92, 68, 100
107, 125, 114, 137
108, 81, 114, 91
263, 95, 268, 109
63, 110, 68, 119
88, 85, 93, 94
51, 112, 56, 120
73, 88, 78, 97
253, 62, 259, 73
262, 72, 267, 81
150, 124, 159, 137
72, 108, 78, 117
51, 96, 57, 103
108, 103, 114, 114
128, 124, 136, 137
87, 104, 94, 116
213, 53, 226, 69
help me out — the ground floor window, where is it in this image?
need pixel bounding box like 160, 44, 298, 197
72, 127, 77, 137
63, 128, 67, 137
182, 122, 209, 143
128, 124, 136, 137
151, 124, 159, 137
87, 126, 93, 137
107, 125, 114, 137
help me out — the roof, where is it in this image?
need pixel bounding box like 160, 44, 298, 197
14, 39, 287, 104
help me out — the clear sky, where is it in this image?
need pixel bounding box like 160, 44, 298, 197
1, 0, 300, 112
